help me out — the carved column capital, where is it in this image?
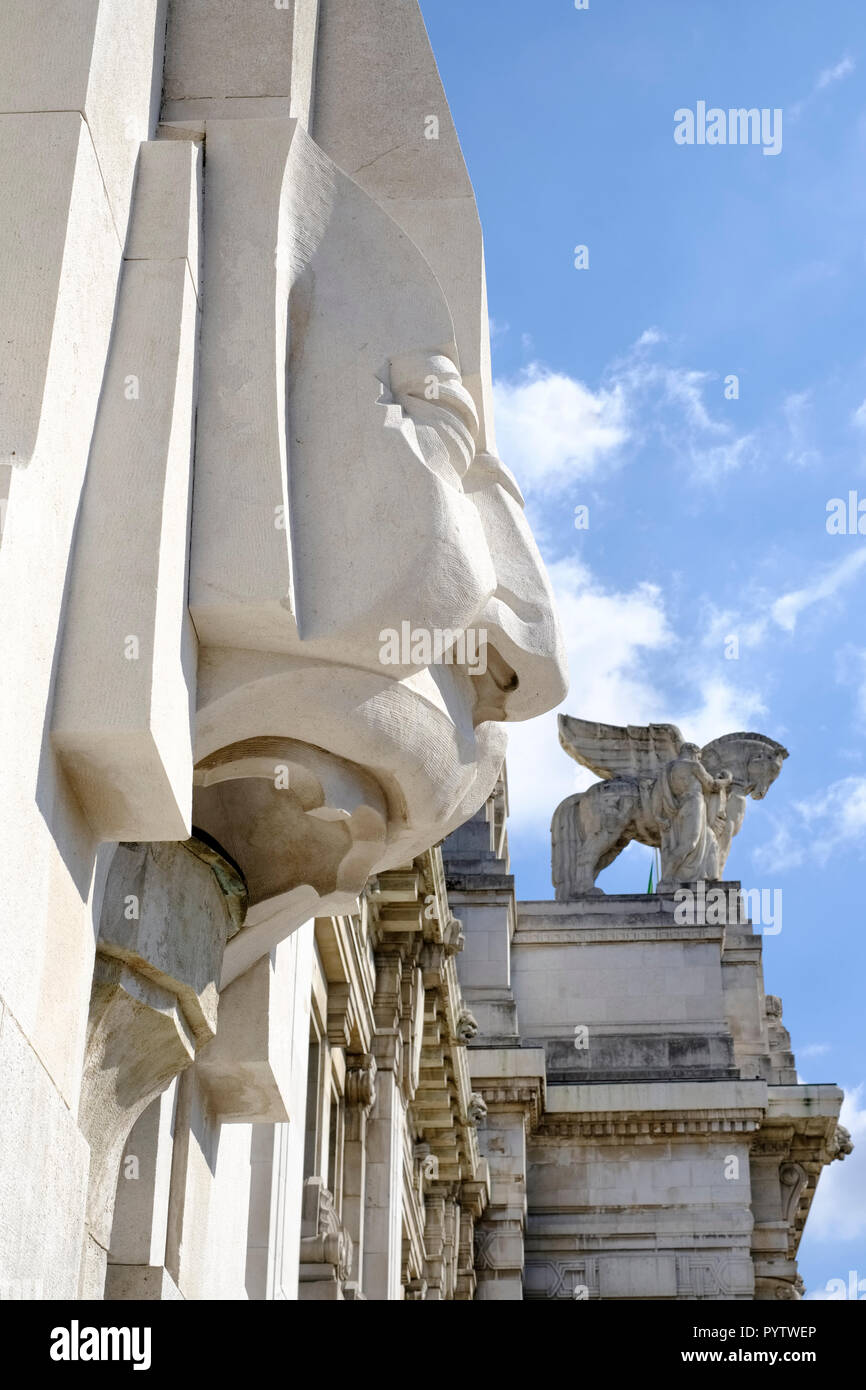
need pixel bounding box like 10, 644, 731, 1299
346, 1055, 377, 1115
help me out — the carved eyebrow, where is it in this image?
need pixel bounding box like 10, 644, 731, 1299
462, 452, 526, 507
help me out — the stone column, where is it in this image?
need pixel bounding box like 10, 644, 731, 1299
422, 1189, 449, 1300
362, 943, 408, 1301
245, 1124, 278, 1301
104, 1084, 182, 1301
472, 1108, 529, 1300
364, 1054, 405, 1300
468, 1051, 546, 1302
342, 1056, 376, 1294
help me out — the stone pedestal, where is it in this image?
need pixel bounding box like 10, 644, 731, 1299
441, 787, 847, 1304
508, 891, 844, 1300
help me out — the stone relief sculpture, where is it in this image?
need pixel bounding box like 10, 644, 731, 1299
7, 0, 569, 1296
831, 1124, 854, 1161
48, 5, 569, 985
552, 716, 788, 897
0, 0, 850, 1310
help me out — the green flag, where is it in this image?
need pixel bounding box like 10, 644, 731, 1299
647, 858, 654, 893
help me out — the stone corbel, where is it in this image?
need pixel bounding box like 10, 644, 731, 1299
78, 837, 245, 1297
192, 737, 388, 986
326, 983, 355, 1050
415, 1143, 439, 1192
298, 1178, 353, 1301
345, 1056, 378, 1117
779, 1162, 808, 1226
370, 947, 405, 1075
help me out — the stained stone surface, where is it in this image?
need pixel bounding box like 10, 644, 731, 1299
445, 785, 845, 1302
0, 0, 844, 1305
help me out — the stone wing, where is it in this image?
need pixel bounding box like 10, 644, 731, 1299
557, 715, 684, 781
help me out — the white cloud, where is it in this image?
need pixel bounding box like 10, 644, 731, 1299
811, 777, 866, 841
637, 326, 666, 348
771, 551, 866, 633
495, 335, 770, 844
493, 366, 627, 492
604, 349, 757, 485
816, 56, 856, 91
700, 602, 769, 654
494, 333, 758, 498
802, 1084, 866, 1261
853, 398, 866, 429
674, 675, 767, 748
505, 558, 768, 839
800, 1043, 832, 1059
689, 433, 758, 482
505, 557, 671, 831
791, 55, 856, 120
755, 776, 866, 872
782, 390, 821, 469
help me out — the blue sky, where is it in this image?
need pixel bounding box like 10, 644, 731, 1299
421, 0, 866, 1299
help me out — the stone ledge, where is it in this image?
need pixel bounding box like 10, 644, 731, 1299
766, 1084, 844, 1119
544, 1078, 767, 1114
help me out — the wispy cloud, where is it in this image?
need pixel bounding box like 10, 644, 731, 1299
494, 332, 757, 496
700, 601, 769, 655
505, 555, 767, 840
755, 776, 866, 872
771, 551, 866, 633
606, 340, 758, 484
816, 56, 856, 91
505, 557, 672, 830
495, 335, 773, 844
791, 54, 856, 120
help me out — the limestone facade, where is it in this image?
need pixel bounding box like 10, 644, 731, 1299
0, 0, 564, 1302
446, 782, 846, 1301
0, 0, 844, 1304
98, 848, 488, 1301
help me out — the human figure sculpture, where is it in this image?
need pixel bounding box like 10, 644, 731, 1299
654, 743, 732, 883
44, 1, 569, 982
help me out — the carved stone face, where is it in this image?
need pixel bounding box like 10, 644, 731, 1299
190, 120, 567, 895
